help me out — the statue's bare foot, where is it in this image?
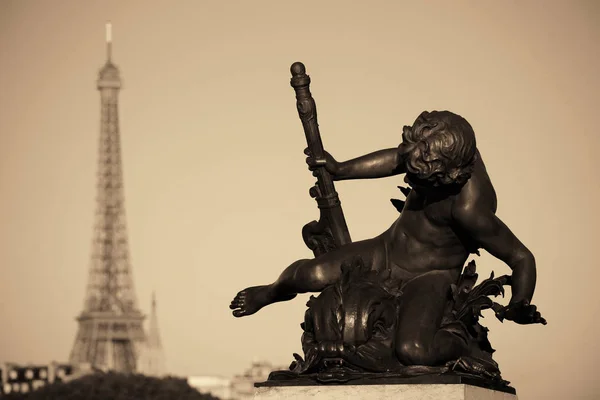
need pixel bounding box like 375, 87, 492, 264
230, 285, 296, 317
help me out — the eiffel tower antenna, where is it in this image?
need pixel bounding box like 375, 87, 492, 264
106, 22, 112, 62
68, 23, 147, 373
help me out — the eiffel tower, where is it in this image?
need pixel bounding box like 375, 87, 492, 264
68, 23, 146, 373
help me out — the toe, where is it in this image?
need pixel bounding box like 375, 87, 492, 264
233, 309, 248, 318
230, 299, 244, 309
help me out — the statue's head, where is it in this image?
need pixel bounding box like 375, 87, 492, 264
401, 111, 477, 189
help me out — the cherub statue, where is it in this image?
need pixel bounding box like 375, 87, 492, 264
230, 63, 545, 386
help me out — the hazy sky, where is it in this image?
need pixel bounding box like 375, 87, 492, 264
1, 1, 599, 399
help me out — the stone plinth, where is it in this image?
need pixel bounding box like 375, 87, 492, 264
254, 384, 517, 399
255, 375, 517, 399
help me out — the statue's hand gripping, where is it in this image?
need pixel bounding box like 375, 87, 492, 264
304, 147, 340, 178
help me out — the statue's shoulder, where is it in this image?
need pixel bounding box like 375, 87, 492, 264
453, 154, 497, 217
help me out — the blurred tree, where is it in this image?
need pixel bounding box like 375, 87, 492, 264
3, 372, 220, 400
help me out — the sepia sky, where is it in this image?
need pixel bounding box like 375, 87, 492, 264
1, 1, 599, 399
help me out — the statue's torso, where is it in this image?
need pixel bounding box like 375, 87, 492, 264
383, 152, 496, 281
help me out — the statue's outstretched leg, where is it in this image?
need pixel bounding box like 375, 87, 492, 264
230, 236, 386, 317
394, 269, 468, 366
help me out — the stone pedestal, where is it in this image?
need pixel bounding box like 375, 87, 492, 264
254, 375, 518, 400
255, 384, 517, 399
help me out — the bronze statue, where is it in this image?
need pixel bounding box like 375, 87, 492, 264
230, 62, 545, 392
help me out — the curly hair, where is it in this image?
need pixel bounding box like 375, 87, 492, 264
402, 110, 477, 187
